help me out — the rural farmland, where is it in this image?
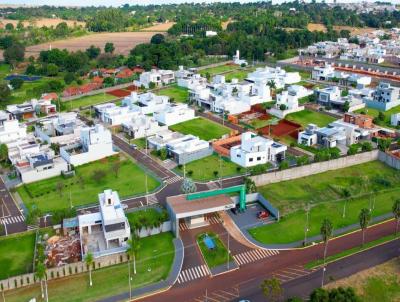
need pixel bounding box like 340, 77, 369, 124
23, 31, 164, 57
0, 18, 85, 28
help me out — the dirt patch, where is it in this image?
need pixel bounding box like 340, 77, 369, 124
332, 25, 376, 36
307, 23, 328, 32
24, 31, 161, 58
107, 89, 131, 98
141, 22, 175, 32
0, 18, 85, 28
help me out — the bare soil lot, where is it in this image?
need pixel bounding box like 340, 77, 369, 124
0, 18, 85, 28
24, 31, 161, 57
140, 22, 175, 31
307, 23, 376, 36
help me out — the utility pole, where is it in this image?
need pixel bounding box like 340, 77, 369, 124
219, 154, 222, 188
304, 203, 310, 246
227, 232, 230, 269
1, 204, 7, 236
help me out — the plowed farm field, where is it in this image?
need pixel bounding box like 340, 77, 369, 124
24, 31, 161, 57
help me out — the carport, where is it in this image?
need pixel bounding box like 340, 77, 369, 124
166, 193, 235, 238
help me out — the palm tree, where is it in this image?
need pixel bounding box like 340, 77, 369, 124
127, 235, 141, 275
359, 208, 371, 246
341, 188, 351, 218
320, 218, 333, 286
85, 252, 94, 286
392, 199, 400, 235
35, 262, 48, 302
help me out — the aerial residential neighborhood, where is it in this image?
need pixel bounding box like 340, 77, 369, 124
0, 1, 399, 302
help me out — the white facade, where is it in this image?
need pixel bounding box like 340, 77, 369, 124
154, 103, 195, 126
79, 189, 131, 257
246, 67, 301, 89
126, 92, 170, 115
16, 154, 69, 184
391, 113, 400, 127
0, 111, 27, 144
312, 64, 336, 81
134, 69, 175, 88
230, 132, 287, 168
60, 125, 116, 166
269, 90, 305, 118
233, 50, 248, 66
121, 114, 167, 139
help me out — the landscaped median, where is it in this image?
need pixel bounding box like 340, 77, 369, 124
305, 233, 399, 269
16, 155, 160, 214
246, 161, 400, 247
196, 232, 237, 275
4, 233, 176, 302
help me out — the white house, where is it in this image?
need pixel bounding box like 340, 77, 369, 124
205, 30, 218, 37
153, 103, 195, 126
60, 125, 116, 166
230, 132, 287, 168
364, 82, 400, 111
79, 189, 131, 258
134, 69, 175, 88
391, 113, 400, 127
34, 112, 84, 145
233, 50, 248, 66
147, 129, 184, 150
312, 64, 336, 81
166, 134, 213, 164
96, 104, 140, 126
0, 111, 27, 144
246, 66, 301, 89
123, 92, 170, 115
121, 115, 167, 139
314, 86, 341, 106
269, 90, 305, 118
15, 152, 69, 184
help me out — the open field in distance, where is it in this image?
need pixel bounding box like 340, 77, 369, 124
0, 18, 85, 28
22, 31, 162, 58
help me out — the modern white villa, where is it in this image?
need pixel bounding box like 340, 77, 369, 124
230, 132, 287, 168
79, 189, 131, 258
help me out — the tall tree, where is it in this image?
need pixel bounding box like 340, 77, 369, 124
359, 208, 371, 246
260, 277, 283, 302
320, 218, 333, 286
85, 252, 94, 286
35, 262, 48, 301
104, 42, 115, 54
127, 235, 141, 275
392, 199, 400, 235
0, 84, 11, 102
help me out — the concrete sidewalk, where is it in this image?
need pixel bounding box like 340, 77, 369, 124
97, 238, 184, 302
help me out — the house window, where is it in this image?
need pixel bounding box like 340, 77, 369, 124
249, 158, 253, 162
257, 157, 261, 161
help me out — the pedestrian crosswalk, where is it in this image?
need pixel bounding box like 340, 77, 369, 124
146, 194, 158, 205
165, 175, 182, 184
162, 159, 177, 170
177, 265, 210, 284
179, 215, 221, 231
233, 249, 279, 266
0, 215, 25, 225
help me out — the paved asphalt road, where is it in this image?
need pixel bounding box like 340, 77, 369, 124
0, 176, 26, 234
234, 238, 400, 301
138, 219, 398, 302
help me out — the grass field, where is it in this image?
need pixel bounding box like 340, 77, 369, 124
224, 70, 250, 82
17, 156, 160, 213
325, 258, 400, 302
63, 93, 117, 110
4, 232, 175, 302
286, 109, 336, 127
0, 232, 35, 279
126, 208, 167, 229
170, 117, 231, 141
197, 232, 232, 268
199, 65, 239, 76
356, 105, 400, 129
175, 154, 242, 181
248, 161, 400, 244
155, 84, 189, 103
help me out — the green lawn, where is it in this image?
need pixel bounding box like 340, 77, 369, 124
17, 156, 160, 213
249, 161, 400, 245
197, 232, 232, 269
63, 93, 117, 111
225, 70, 250, 82
286, 109, 336, 127
0, 232, 35, 279
155, 84, 189, 103
175, 154, 242, 181
170, 117, 231, 141
199, 64, 239, 76
126, 208, 168, 229
356, 105, 400, 129
5, 233, 175, 302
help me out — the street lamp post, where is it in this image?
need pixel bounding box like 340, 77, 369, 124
304, 203, 310, 246
219, 154, 222, 188
1, 204, 7, 236
227, 232, 230, 269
